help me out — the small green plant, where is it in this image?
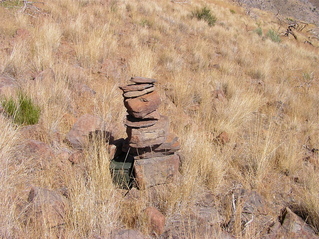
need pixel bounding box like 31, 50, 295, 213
191, 7, 217, 27
2, 91, 41, 125
254, 27, 263, 36
230, 9, 236, 14
266, 29, 281, 43
0, 0, 23, 8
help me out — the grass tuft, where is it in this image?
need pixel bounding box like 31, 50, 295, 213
191, 6, 217, 26
2, 91, 41, 125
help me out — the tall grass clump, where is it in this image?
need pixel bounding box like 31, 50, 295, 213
266, 29, 281, 43
191, 7, 217, 26
2, 91, 41, 125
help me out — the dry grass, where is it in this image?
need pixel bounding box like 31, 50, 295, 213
0, 0, 319, 238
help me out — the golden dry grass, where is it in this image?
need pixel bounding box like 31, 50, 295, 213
0, 0, 319, 238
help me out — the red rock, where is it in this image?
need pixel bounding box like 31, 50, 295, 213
125, 115, 158, 128
124, 91, 161, 118
144, 206, 166, 236
119, 83, 153, 92
126, 116, 169, 148
24, 187, 69, 229
65, 114, 107, 149
134, 154, 180, 189
216, 131, 230, 145
130, 77, 157, 84
123, 86, 155, 98
143, 110, 161, 120
132, 132, 180, 159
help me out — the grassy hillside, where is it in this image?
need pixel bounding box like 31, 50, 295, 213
0, 0, 319, 238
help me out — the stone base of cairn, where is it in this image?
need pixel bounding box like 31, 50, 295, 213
119, 77, 181, 189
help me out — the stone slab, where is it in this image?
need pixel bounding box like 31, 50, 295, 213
123, 86, 155, 98
119, 83, 153, 92
130, 77, 157, 84
133, 154, 180, 189
126, 116, 169, 148
124, 91, 161, 119
125, 115, 158, 128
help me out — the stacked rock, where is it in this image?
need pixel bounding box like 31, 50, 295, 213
119, 77, 180, 189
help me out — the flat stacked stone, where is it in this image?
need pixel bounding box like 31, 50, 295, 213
119, 77, 181, 189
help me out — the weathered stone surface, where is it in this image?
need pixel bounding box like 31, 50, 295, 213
109, 229, 146, 239
266, 207, 319, 239
65, 114, 107, 149
123, 86, 155, 98
125, 115, 158, 128
127, 116, 169, 148
24, 187, 69, 229
144, 206, 166, 236
130, 77, 157, 84
119, 83, 153, 92
134, 154, 180, 188
143, 110, 161, 120
0, 75, 17, 97
124, 91, 161, 119
132, 133, 180, 159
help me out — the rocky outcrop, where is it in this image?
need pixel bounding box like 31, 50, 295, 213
119, 77, 181, 189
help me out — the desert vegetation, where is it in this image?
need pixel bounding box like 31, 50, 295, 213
0, 0, 319, 238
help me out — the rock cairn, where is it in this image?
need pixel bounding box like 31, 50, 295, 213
119, 77, 180, 189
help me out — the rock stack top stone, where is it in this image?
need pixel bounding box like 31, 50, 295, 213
119, 77, 180, 189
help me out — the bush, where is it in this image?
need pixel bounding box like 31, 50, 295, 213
255, 27, 263, 36
2, 92, 41, 125
266, 29, 281, 43
192, 7, 217, 27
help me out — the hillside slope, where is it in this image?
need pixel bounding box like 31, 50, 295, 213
0, 0, 319, 238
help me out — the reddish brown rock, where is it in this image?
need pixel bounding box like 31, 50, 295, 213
134, 154, 180, 189
123, 86, 155, 98
124, 91, 161, 119
65, 114, 107, 149
216, 131, 230, 145
130, 77, 156, 84
0, 75, 17, 97
119, 83, 153, 92
143, 110, 161, 120
125, 115, 158, 128
132, 133, 181, 159
126, 116, 169, 148
144, 206, 166, 236
24, 187, 69, 229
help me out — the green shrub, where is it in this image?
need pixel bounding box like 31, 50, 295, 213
266, 29, 281, 43
2, 92, 41, 125
192, 7, 217, 27
255, 27, 263, 36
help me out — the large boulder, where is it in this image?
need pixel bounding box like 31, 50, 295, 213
65, 114, 109, 149
23, 187, 69, 230
134, 154, 180, 189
